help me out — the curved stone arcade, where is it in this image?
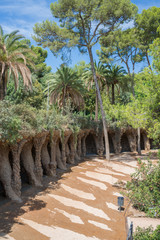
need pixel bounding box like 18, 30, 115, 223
0, 128, 151, 201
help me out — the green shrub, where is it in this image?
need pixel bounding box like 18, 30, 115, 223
133, 225, 160, 240
0, 101, 40, 143
125, 158, 160, 218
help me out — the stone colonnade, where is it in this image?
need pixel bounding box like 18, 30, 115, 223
0, 128, 150, 201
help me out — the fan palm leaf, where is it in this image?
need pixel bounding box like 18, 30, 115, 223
0, 26, 34, 100
45, 66, 84, 112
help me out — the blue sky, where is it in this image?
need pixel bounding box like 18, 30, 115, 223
0, 0, 160, 72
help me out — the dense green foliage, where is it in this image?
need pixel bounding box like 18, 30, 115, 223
125, 157, 160, 218
133, 225, 160, 240
0, 2, 160, 145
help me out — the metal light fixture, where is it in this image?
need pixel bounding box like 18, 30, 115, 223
118, 196, 124, 211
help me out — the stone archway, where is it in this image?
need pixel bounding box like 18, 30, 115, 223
86, 133, 97, 155
121, 133, 131, 152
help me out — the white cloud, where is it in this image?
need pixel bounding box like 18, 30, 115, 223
0, 0, 52, 20
0, 0, 53, 38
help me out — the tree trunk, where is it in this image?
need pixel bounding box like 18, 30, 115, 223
95, 91, 98, 122
111, 84, 115, 105
137, 127, 141, 155
88, 46, 110, 160
146, 51, 152, 71
0, 72, 6, 100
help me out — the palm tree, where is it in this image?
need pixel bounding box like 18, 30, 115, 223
0, 26, 33, 100
46, 65, 84, 114
82, 61, 106, 121
105, 64, 126, 105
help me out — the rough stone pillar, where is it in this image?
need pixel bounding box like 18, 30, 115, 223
81, 130, 90, 157
127, 130, 137, 152
41, 137, 56, 177
68, 134, 76, 164
93, 131, 104, 156
0, 144, 21, 202
111, 129, 122, 154
33, 132, 47, 181
61, 130, 72, 166
142, 132, 150, 151
77, 130, 84, 160
10, 139, 27, 197
49, 131, 60, 174
65, 143, 70, 163
56, 140, 66, 170
21, 140, 42, 187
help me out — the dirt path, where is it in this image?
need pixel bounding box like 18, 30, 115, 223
0, 153, 139, 240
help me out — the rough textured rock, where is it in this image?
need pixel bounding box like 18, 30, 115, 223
142, 131, 150, 150
33, 132, 47, 181
81, 130, 90, 157
110, 129, 121, 154
0, 144, 21, 202
126, 129, 137, 152
61, 130, 72, 166
68, 134, 77, 164
0, 127, 152, 201
21, 140, 42, 187
41, 136, 56, 177
10, 139, 27, 197
56, 140, 67, 170
77, 130, 85, 160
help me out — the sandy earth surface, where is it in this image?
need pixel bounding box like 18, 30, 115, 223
0, 152, 158, 240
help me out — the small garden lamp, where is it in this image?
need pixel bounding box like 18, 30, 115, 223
117, 196, 124, 212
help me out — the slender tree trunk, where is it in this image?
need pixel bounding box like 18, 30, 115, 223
0, 72, 6, 100
95, 91, 98, 122
146, 51, 152, 71
62, 89, 66, 115
137, 127, 141, 155
131, 70, 135, 97
88, 46, 110, 160
111, 84, 115, 105
126, 62, 135, 96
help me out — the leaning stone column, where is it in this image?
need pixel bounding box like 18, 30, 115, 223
56, 140, 67, 170
41, 135, 56, 177
81, 130, 90, 157
68, 134, 76, 164
33, 132, 47, 181
77, 130, 84, 160
111, 129, 122, 154
127, 129, 137, 152
142, 132, 150, 151
94, 131, 104, 156
10, 139, 27, 197
61, 130, 72, 167
0, 143, 21, 202
50, 130, 60, 174
21, 140, 42, 187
